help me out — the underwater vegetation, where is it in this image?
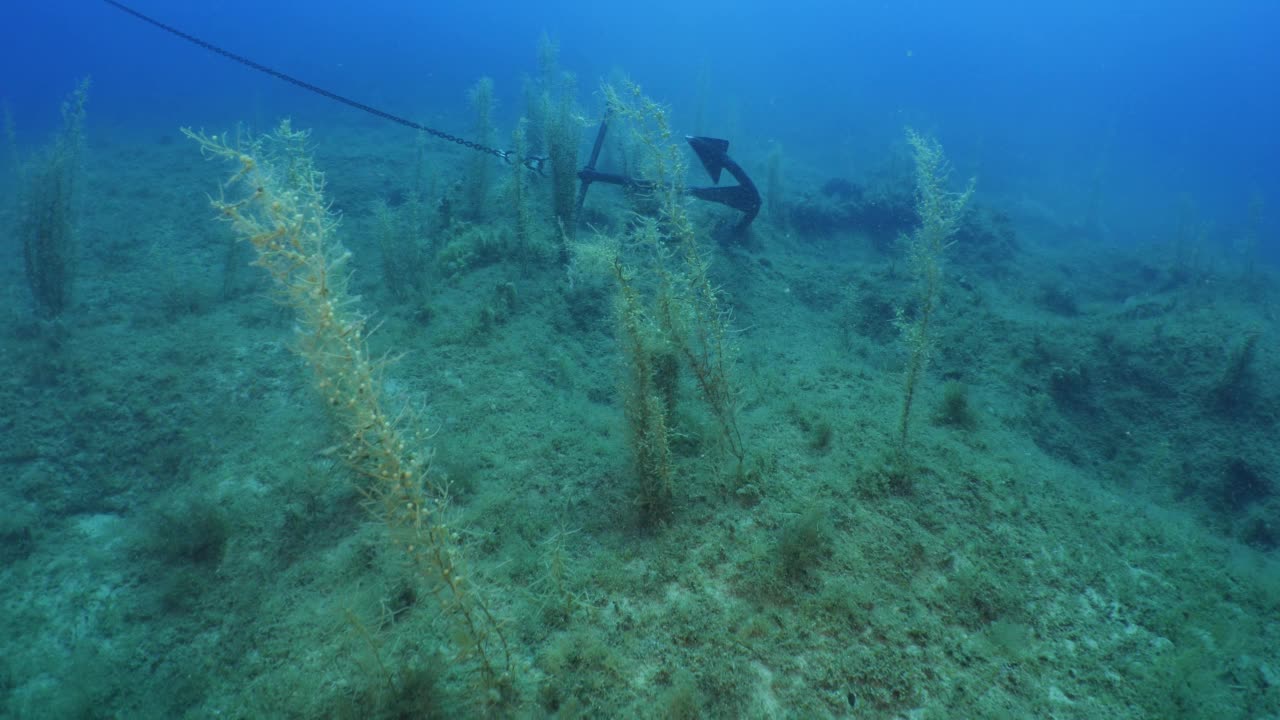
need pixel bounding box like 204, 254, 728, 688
1, 42, 1278, 720
15, 79, 89, 320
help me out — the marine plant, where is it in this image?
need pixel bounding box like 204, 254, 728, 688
465, 76, 496, 219
895, 128, 974, 476
184, 120, 512, 710
19, 78, 90, 319
599, 81, 752, 521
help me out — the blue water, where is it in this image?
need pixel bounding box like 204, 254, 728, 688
6, 1, 1278, 249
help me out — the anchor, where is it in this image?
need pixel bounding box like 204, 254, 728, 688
576, 115, 762, 230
